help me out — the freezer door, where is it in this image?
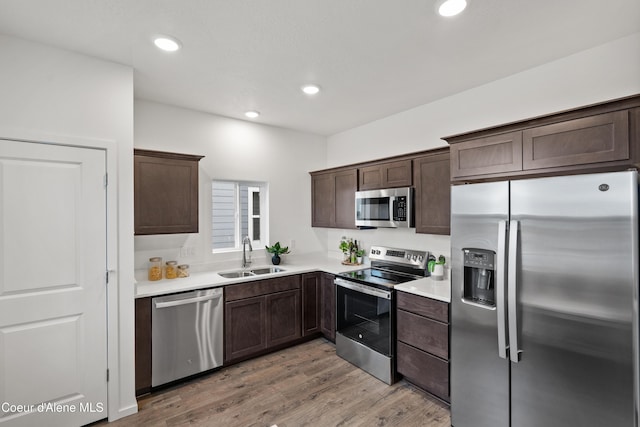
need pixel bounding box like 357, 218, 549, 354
451, 181, 510, 427
510, 171, 637, 427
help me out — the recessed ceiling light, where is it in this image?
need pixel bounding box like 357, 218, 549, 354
437, 0, 467, 17
302, 85, 321, 95
245, 111, 260, 119
153, 35, 182, 52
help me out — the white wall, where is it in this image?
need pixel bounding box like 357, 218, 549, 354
133, 100, 328, 271
325, 33, 640, 265
0, 35, 136, 421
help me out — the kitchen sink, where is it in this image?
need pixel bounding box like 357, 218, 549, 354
251, 267, 285, 275
218, 270, 256, 279
218, 266, 285, 279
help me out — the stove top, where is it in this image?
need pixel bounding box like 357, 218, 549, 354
339, 267, 421, 289
337, 245, 430, 290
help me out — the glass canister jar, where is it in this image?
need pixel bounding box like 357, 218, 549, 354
165, 261, 178, 279
148, 257, 163, 281
177, 264, 190, 278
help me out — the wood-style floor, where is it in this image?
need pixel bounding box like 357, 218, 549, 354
102, 338, 450, 427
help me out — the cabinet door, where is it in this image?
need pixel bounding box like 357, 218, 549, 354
359, 160, 412, 190
397, 290, 449, 323
397, 310, 449, 359
522, 110, 630, 170
135, 297, 152, 396
450, 132, 523, 180
333, 169, 358, 229
397, 341, 449, 402
224, 296, 266, 362
413, 151, 451, 235
320, 273, 336, 341
302, 273, 321, 337
134, 149, 203, 235
266, 290, 301, 348
311, 172, 334, 227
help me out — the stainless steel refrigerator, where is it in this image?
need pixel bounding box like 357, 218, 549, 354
450, 171, 639, 427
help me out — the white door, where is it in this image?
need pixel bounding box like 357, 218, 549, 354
0, 139, 108, 426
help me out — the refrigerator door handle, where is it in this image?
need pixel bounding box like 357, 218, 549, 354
496, 220, 508, 359
508, 219, 522, 363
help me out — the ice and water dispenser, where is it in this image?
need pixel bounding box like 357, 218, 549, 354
462, 249, 496, 307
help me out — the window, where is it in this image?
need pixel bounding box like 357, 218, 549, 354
212, 180, 268, 251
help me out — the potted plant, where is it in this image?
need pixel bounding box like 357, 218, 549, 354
356, 248, 365, 264
339, 237, 351, 262
265, 242, 290, 265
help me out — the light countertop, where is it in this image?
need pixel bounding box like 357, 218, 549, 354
394, 276, 451, 303
136, 252, 451, 302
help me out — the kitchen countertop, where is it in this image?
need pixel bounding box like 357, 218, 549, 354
135, 252, 452, 302
395, 276, 451, 303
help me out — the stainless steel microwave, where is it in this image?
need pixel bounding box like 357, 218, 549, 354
355, 187, 414, 228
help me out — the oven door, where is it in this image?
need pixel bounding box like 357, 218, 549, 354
335, 278, 393, 356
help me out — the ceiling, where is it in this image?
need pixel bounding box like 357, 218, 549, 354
0, 1, 638, 136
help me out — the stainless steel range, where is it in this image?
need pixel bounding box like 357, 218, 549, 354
335, 245, 430, 384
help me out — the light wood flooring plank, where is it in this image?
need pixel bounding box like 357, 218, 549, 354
99, 338, 450, 427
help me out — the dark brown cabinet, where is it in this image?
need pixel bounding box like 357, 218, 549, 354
446, 95, 640, 182
134, 297, 152, 396
449, 131, 523, 179
522, 110, 629, 170
224, 275, 301, 364
358, 159, 412, 190
319, 273, 336, 341
396, 291, 450, 402
302, 273, 321, 337
310, 168, 357, 229
134, 149, 204, 235
266, 290, 301, 346
413, 149, 450, 235
225, 296, 266, 361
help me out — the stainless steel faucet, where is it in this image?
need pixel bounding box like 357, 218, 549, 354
242, 236, 252, 268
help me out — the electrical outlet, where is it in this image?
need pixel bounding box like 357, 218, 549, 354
180, 246, 196, 258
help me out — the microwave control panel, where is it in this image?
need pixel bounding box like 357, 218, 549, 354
393, 196, 407, 221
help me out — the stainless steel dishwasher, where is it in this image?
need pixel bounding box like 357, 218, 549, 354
151, 287, 224, 387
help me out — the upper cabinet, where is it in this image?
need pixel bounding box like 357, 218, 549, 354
413, 149, 450, 235
358, 159, 412, 190
445, 95, 640, 182
310, 148, 451, 233
134, 149, 204, 235
310, 168, 358, 229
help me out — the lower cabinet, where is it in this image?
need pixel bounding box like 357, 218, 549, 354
319, 273, 336, 342
135, 297, 152, 396
396, 290, 450, 403
135, 270, 337, 397
302, 272, 321, 337
225, 296, 267, 361
224, 275, 301, 364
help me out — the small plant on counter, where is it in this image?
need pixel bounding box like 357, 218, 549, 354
265, 242, 290, 265
339, 236, 352, 261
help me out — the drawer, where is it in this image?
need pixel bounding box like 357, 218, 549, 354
397, 291, 449, 323
397, 309, 448, 359
225, 275, 301, 301
397, 341, 449, 402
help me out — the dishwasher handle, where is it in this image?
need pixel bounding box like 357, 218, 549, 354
154, 289, 222, 309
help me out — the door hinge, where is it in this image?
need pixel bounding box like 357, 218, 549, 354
104, 173, 108, 188
107, 369, 110, 382
106, 270, 109, 284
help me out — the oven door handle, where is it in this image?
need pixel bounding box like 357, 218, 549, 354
335, 278, 391, 300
